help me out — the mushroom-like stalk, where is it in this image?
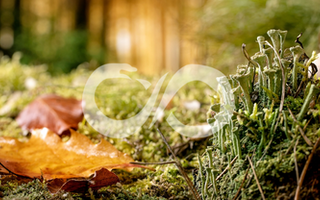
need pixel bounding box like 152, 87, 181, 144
265, 30, 287, 112
206, 150, 218, 195
257, 36, 265, 53
204, 168, 212, 197
279, 30, 287, 58
197, 154, 205, 198
257, 117, 266, 158
231, 85, 241, 110
232, 73, 253, 114
232, 126, 241, 158
273, 57, 290, 96
263, 47, 274, 69
268, 29, 287, 58
273, 68, 282, 96
267, 29, 280, 55
210, 168, 219, 195
264, 69, 277, 105
290, 45, 304, 91
280, 58, 291, 89
252, 52, 267, 106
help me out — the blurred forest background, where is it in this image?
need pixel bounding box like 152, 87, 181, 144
0, 0, 320, 75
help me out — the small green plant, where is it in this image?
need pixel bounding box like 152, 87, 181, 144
199, 29, 320, 199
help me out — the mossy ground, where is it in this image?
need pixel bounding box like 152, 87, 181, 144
0, 54, 213, 199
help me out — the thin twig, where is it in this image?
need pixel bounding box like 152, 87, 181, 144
157, 129, 201, 200
130, 161, 176, 165
0, 162, 31, 179
303, 118, 312, 132
216, 155, 238, 181
287, 107, 313, 146
242, 43, 256, 89
294, 137, 300, 185
232, 162, 250, 200
294, 137, 320, 200
247, 155, 266, 200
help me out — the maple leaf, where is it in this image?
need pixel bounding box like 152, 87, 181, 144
16, 94, 83, 135
0, 128, 150, 192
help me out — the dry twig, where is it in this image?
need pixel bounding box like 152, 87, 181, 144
0, 162, 32, 179
232, 156, 250, 200
157, 129, 201, 200
294, 137, 300, 185
287, 107, 313, 146
247, 155, 266, 200
130, 161, 176, 165
294, 137, 320, 200
216, 155, 238, 181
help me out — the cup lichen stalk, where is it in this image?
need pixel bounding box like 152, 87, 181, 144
197, 154, 206, 198
289, 45, 305, 91
232, 73, 253, 114
264, 40, 286, 112
273, 68, 282, 96
263, 47, 274, 69
257, 117, 266, 158
279, 30, 287, 58
251, 52, 268, 106
257, 36, 265, 53
267, 30, 280, 55
264, 69, 277, 105
206, 149, 218, 196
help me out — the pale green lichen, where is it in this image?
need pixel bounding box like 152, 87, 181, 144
203, 30, 320, 199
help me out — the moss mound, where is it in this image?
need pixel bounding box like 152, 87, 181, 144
197, 30, 320, 199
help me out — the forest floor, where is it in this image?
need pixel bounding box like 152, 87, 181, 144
0, 55, 212, 200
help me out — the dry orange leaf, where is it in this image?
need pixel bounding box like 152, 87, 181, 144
0, 128, 143, 180
46, 168, 120, 193
16, 94, 83, 135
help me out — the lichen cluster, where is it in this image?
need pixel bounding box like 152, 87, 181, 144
200, 29, 320, 199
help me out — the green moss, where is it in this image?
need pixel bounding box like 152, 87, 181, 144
0, 54, 213, 199
3, 180, 51, 200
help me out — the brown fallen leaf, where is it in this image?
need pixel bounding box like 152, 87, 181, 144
47, 168, 120, 193
0, 128, 150, 181
16, 94, 83, 135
